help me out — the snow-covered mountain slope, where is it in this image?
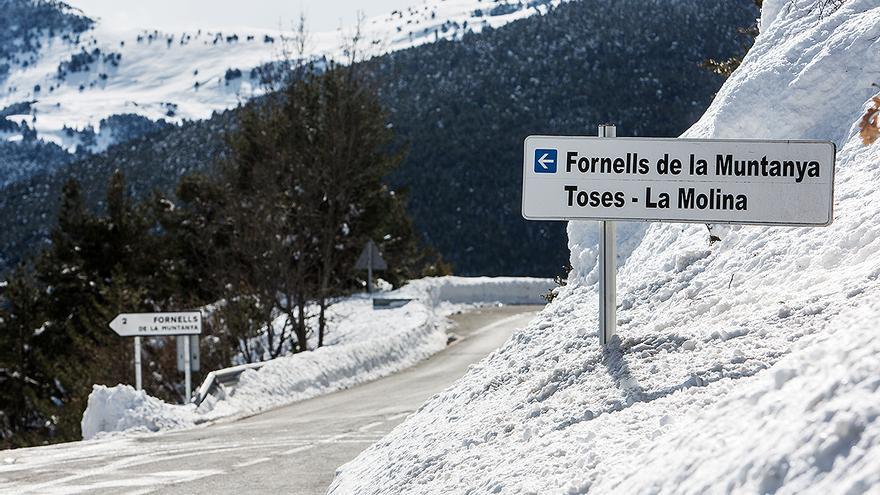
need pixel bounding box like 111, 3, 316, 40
0, 0, 753, 277
0, 0, 563, 154
329, 1, 880, 493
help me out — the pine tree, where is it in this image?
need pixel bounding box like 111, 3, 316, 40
0, 268, 54, 448
24, 172, 184, 441
175, 62, 444, 357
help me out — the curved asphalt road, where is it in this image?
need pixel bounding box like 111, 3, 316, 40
0, 305, 541, 495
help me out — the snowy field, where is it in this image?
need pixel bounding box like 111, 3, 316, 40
329, 1, 880, 493
1, 0, 564, 152
80, 276, 553, 441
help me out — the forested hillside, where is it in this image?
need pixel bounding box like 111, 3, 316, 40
0, 0, 92, 79
374, 0, 758, 274
0, 1, 94, 185
0, 0, 758, 276
0, 113, 233, 270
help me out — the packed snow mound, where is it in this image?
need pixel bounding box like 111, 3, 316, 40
759, 0, 786, 32
81, 276, 550, 440
329, 1, 880, 493
688, 0, 878, 145
81, 385, 195, 440
611, 301, 880, 494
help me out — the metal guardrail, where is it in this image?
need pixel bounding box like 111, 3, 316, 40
193, 298, 412, 406
193, 361, 265, 406
372, 297, 413, 309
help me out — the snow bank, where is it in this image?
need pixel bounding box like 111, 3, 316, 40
200, 299, 446, 419
330, 2, 880, 493
759, 0, 785, 32
81, 276, 551, 440
81, 385, 196, 440
611, 301, 880, 494
82, 295, 443, 440
396, 276, 555, 306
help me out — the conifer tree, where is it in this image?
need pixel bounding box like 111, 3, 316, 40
184, 61, 445, 356
0, 268, 53, 448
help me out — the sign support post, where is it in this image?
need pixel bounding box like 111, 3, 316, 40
109, 311, 202, 403
183, 335, 192, 402
355, 240, 387, 294
598, 124, 617, 345
134, 336, 143, 390
367, 242, 374, 294
521, 130, 835, 349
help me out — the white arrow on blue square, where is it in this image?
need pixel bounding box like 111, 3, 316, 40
534, 149, 557, 173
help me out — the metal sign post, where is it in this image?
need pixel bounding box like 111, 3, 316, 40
134, 336, 143, 390
598, 124, 617, 345
355, 240, 388, 294
177, 335, 201, 372
520, 128, 835, 347
183, 335, 192, 402
367, 242, 374, 293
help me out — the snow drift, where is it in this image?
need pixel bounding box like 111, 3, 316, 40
330, 1, 880, 493
81, 298, 443, 440
81, 276, 552, 440
80, 384, 196, 440
398, 276, 555, 306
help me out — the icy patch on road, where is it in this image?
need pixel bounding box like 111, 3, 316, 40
81, 276, 551, 440
329, 1, 880, 493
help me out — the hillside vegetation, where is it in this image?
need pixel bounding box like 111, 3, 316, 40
374, 0, 757, 274
0, 0, 92, 80
0, 0, 758, 275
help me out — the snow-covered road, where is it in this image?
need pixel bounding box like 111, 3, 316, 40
0, 305, 541, 495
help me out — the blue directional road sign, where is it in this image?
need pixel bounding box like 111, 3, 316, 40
534, 148, 557, 173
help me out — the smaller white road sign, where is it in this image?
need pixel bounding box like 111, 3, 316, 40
522, 136, 836, 226
109, 311, 202, 337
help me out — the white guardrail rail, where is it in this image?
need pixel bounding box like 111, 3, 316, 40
193, 361, 265, 406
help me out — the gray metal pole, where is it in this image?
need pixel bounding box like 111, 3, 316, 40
367, 242, 373, 294
598, 123, 617, 345
134, 336, 142, 390
183, 335, 192, 403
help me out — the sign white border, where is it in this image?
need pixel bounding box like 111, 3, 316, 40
522, 136, 836, 227
109, 311, 203, 337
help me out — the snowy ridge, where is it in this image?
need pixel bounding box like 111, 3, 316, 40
329, 1, 880, 493
80, 276, 552, 440
0, 0, 564, 153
